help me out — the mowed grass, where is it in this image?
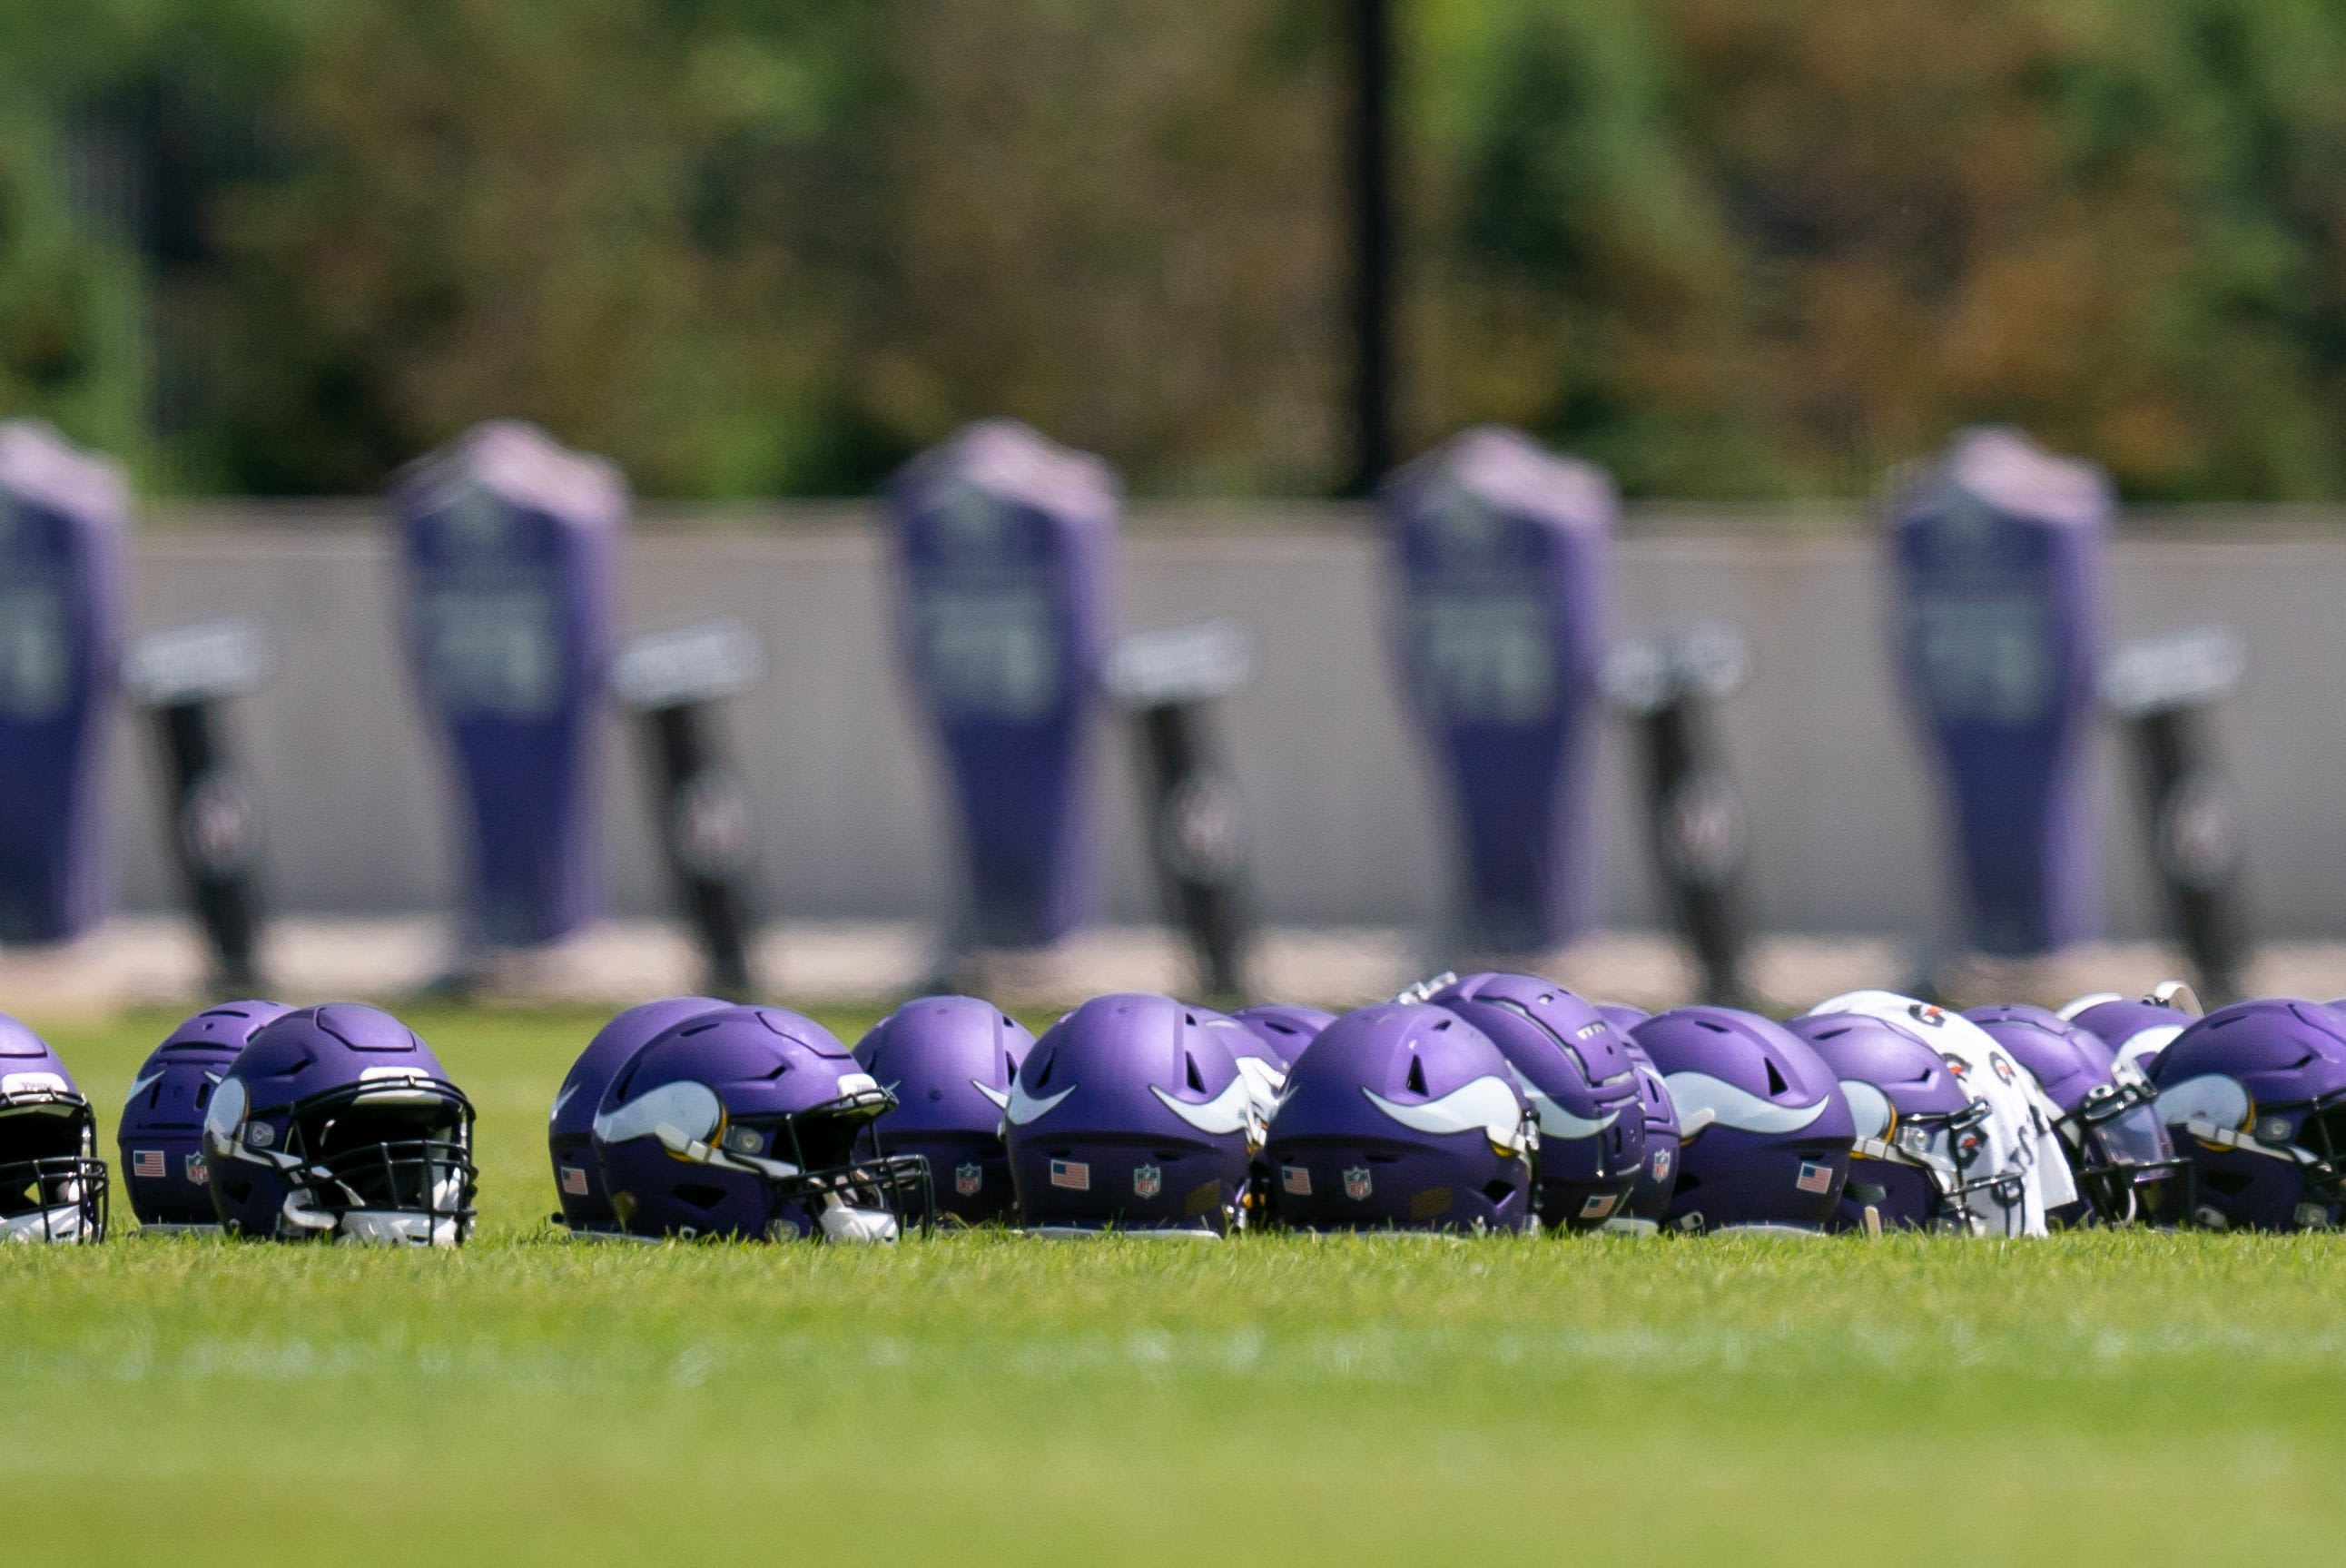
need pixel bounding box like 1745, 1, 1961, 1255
8, 1005, 2346, 1565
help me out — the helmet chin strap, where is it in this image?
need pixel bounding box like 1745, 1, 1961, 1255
817, 1195, 899, 1244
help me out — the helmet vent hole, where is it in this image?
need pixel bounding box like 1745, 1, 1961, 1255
1406, 1056, 1429, 1096
1765, 1059, 1789, 1097
194, 1081, 212, 1109
1185, 1054, 1206, 1093
672, 1184, 727, 1211
1004, 1051, 1018, 1083
1483, 1180, 1516, 1205
1035, 1053, 1056, 1089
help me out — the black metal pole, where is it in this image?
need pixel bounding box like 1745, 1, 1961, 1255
1345, 0, 1395, 497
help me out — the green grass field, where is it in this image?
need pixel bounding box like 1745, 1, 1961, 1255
10, 1006, 2346, 1565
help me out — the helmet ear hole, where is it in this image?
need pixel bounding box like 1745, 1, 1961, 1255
1482, 1180, 1515, 1205
672, 1184, 727, 1211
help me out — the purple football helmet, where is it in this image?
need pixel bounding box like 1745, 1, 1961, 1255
1262, 1002, 1533, 1234
0, 1014, 107, 1243
1619, 1039, 1681, 1225
593, 1005, 929, 1243
855, 995, 1034, 1225
1003, 994, 1255, 1235
1228, 1003, 1336, 1086
1628, 1007, 1855, 1233
1966, 1003, 2187, 1227
550, 997, 729, 1235
1789, 1011, 1999, 1233
202, 1004, 476, 1247
120, 1000, 291, 1232
1597, 1003, 1651, 1034
2060, 990, 2194, 1079
1424, 972, 1644, 1230
2149, 1000, 2346, 1231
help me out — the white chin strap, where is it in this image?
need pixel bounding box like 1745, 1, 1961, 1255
0, 1204, 93, 1243
335, 1209, 467, 1247
818, 1200, 900, 1245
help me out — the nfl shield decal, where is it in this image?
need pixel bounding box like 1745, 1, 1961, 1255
184, 1151, 209, 1186
1132, 1164, 1162, 1199
1342, 1166, 1373, 1201
132, 1149, 166, 1180
1795, 1160, 1835, 1194
1281, 1165, 1311, 1197
1651, 1148, 1672, 1182
955, 1162, 983, 1198
559, 1166, 589, 1197
1050, 1159, 1091, 1191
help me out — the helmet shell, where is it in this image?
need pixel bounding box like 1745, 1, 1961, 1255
2151, 1000, 2346, 1230
0, 1013, 106, 1243
1968, 1004, 2116, 1114
1262, 1002, 1533, 1234
203, 1004, 475, 1246
1597, 1003, 1651, 1034
595, 1005, 912, 1241
1229, 1004, 1336, 1070
1619, 1040, 1680, 1221
1789, 1011, 1976, 1232
1629, 1007, 1855, 1231
1003, 994, 1253, 1233
550, 997, 728, 1232
120, 1000, 290, 1228
855, 995, 1033, 1224
1424, 971, 1644, 1230
2065, 996, 2190, 1077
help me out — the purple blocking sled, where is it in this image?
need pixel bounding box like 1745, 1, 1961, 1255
889, 421, 1116, 950
1386, 427, 1612, 956
1890, 427, 2106, 957
394, 421, 621, 948
0, 421, 124, 944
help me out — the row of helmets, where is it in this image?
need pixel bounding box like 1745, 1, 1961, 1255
539, 980, 2346, 1241
12, 976, 2346, 1246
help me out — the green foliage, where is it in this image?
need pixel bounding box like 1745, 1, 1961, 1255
8, 1, 2346, 499
13, 1005, 2346, 1565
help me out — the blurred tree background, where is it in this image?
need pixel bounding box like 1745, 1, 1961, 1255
5, 0, 2346, 501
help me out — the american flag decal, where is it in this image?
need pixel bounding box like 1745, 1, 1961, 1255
559, 1166, 589, 1196
1050, 1159, 1090, 1191
1282, 1165, 1311, 1197
1579, 1192, 1617, 1219
1795, 1160, 1835, 1194
133, 1149, 167, 1180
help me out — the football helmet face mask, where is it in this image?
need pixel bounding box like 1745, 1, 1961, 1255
1424, 972, 1644, 1231
550, 997, 729, 1234
1628, 1007, 1855, 1233
203, 1004, 476, 1247
1808, 991, 2078, 1236
1003, 994, 1255, 1236
1966, 1003, 2187, 1227
1262, 1003, 1533, 1234
0, 1014, 107, 1244
594, 1005, 929, 1243
1789, 1012, 2002, 1233
855, 995, 1034, 1225
2149, 999, 2346, 1231
119, 1001, 290, 1233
